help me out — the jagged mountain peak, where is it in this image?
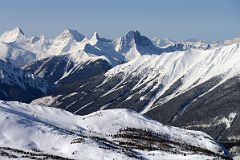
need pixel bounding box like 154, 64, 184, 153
122, 30, 153, 47
89, 32, 100, 45
124, 30, 141, 43
0, 26, 25, 43
56, 28, 85, 42
89, 32, 112, 44
92, 32, 100, 40
11, 26, 24, 35
125, 30, 141, 38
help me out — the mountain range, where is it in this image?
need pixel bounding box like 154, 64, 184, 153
1, 27, 240, 159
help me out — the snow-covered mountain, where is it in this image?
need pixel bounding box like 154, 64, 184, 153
47, 28, 85, 56
2, 27, 238, 87
224, 38, 240, 45
0, 100, 230, 160
0, 27, 49, 65
0, 60, 50, 102
0, 27, 124, 67
181, 39, 221, 50
0, 27, 188, 85
34, 43, 240, 146
152, 38, 221, 50
1, 27, 240, 158
0, 42, 36, 66
22, 54, 111, 84
0, 27, 25, 43
0, 27, 123, 84
114, 30, 187, 61
0, 27, 223, 68
152, 38, 177, 47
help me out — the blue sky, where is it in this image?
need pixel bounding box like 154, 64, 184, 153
0, 0, 239, 41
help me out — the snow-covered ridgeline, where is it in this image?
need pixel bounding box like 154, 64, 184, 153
104, 43, 240, 113
1, 27, 239, 67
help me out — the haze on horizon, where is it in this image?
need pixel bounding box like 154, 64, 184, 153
0, 0, 239, 41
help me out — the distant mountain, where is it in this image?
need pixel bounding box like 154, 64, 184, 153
0, 101, 230, 159
224, 37, 240, 45
1, 27, 237, 86
152, 37, 221, 50
152, 38, 176, 47
0, 27, 125, 67
0, 27, 25, 43
0, 42, 36, 66
1, 27, 223, 67
47, 28, 85, 55
0, 60, 50, 102
114, 30, 187, 60
181, 39, 221, 50
0, 27, 124, 85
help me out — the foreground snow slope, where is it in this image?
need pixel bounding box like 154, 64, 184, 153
0, 101, 230, 160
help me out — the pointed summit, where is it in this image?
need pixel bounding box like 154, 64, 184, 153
0, 27, 25, 43
122, 30, 152, 47
13, 27, 24, 35
125, 30, 140, 39
5, 27, 25, 36
62, 28, 79, 36
89, 32, 100, 45
56, 28, 85, 42
92, 32, 100, 40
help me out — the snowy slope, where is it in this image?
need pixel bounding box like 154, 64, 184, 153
22, 53, 111, 84
0, 60, 50, 102
0, 42, 36, 66
40, 43, 240, 113
32, 42, 240, 149
104, 43, 240, 113
0, 100, 229, 160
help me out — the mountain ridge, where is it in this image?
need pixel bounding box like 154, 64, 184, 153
2, 27, 237, 67
32, 43, 240, 147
